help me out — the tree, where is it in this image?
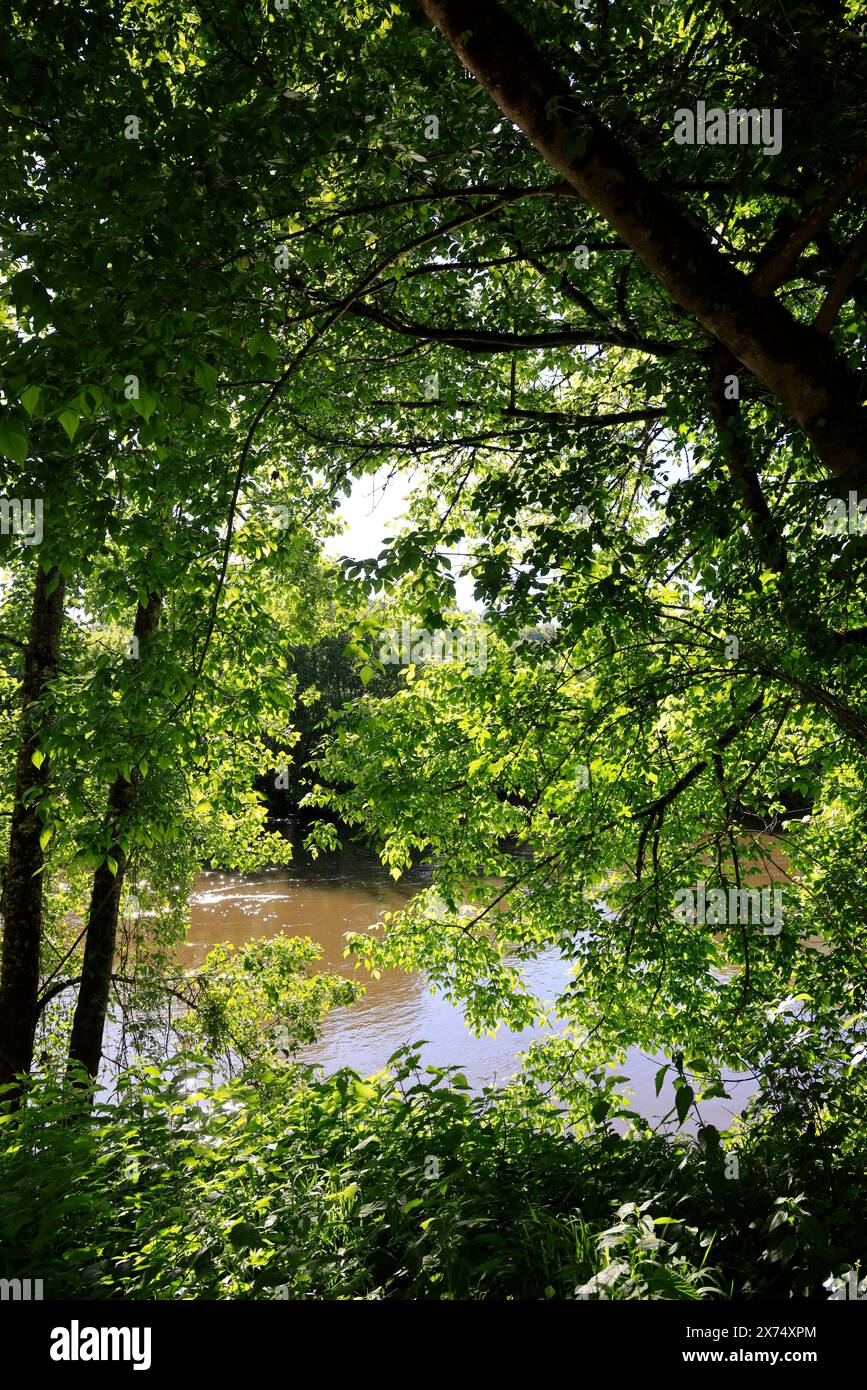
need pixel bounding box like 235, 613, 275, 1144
1, 0, 356, 1087
2, 0, 865, 1128
294, 0, 867, 1128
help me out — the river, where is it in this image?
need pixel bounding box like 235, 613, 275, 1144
181, 837, 757, 1127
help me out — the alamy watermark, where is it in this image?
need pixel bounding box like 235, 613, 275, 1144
674, 881, 782, 935
379, 622, 487, 672
0, 1276, 43, 1300
825, 1269, 867, 1301
50, 1321, 151, 1371
821, 491, 867, 536
0, 496, 42, 545
673, 101, 782, 156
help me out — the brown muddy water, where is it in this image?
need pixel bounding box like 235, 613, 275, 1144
181, 838, 757, 1127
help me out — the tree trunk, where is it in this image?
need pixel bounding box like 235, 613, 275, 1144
0, 565, 66, 1099
67, 591, 162, 1084
418, 0, 867, 478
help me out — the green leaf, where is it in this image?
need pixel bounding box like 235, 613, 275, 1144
194, 360, 218, 394
248, 330, 280, 361
58, 409, 79, 441
0, 424, 29, 463
227, 1221, 261, 1249
133, 392, 157, 422
675, 1085, 694, 1126
701, 1082, 731, 1100
21, 386, 41, 416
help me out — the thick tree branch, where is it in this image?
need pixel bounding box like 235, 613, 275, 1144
709, 345, 789, 577
813, 221, 867, 334
751, 153, 867, 295
418, 0, 867, 477
371, 400, 664, 429
348, 299, 678, 355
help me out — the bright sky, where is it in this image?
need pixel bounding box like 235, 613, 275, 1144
323, 466, 415, 562
324, 465, 480, 611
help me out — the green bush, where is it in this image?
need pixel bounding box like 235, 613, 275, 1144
0, 1047, 863, 1300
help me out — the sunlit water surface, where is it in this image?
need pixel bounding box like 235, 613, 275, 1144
180, 841, 757, 1128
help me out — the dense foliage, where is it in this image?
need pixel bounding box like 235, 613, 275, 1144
1, 1049, 865, 1301
2, 0, 866, 1300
